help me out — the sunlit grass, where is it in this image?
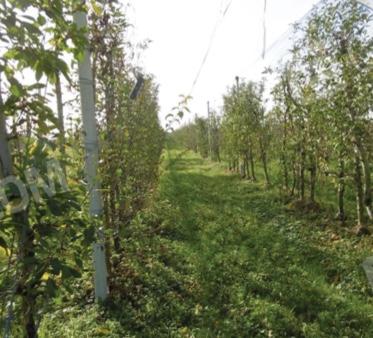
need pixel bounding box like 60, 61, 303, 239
40, 149, 373, 337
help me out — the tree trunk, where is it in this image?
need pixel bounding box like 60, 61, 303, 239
113, 185, 121, 252
55, 71, 66, 155
0, 111, 13, 178
103, 193, 113, 279
259, 138, 270, 186
249, 147, 256, 182
1, 85, 37, 338
244, 153, 251, 180
336, 157, 346, 223
241, 156, 246, 178
240, 162, 245, 178
282, 110, 289, 193
281, 152, 289, 193
299, 146, 306, 201
104, 50, 117, 268
234, 158, 239, 173
291, 159, 297, 197
309, 155, 317, 203
356, 139, 373, 220
354, 152, 365, 227
19, 218, 37, 338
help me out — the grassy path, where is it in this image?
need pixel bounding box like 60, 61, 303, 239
157, 150, 373, 337
41, 150, 373, 337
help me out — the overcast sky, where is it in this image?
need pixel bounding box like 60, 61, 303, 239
127, 0, 321, 126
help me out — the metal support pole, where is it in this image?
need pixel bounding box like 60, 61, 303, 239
73, 9, 108, 302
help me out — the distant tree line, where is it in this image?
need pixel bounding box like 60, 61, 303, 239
172, 0, 372, 235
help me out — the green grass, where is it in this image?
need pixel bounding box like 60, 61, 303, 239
41, 150, 373, 337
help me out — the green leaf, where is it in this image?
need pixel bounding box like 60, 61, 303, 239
46, 199, 64, 216
92, 1, 103, 16
37, 15, 46, 26
50, 258, 62, 275
74, 256, 83, 269
35, 61, 43, 81
83, 227, 95, 245
0, 237, 7, 250
9, 82, 23, 98
27, 83, 46, 91
45, 279, 58, 297
62, 265, 81, 279
4, 48, 19, 60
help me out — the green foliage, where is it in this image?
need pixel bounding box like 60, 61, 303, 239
268, 0, 373, 228
90, 0, 164, 260
165, 95, 192, 132
0, 1, 164, 336
40, 151, 373, 337
170, 110, 221, 162
0, 1, 94, 336
0, 1, 372, 337
220, 79, 269, 182
195, 117, 210, 158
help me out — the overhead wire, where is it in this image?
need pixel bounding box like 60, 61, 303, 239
245, 0, 323, 76
176, 0, 372, 128
189, 0, 234, 96
249, 0, 372, 75
262, 0, 267, 59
